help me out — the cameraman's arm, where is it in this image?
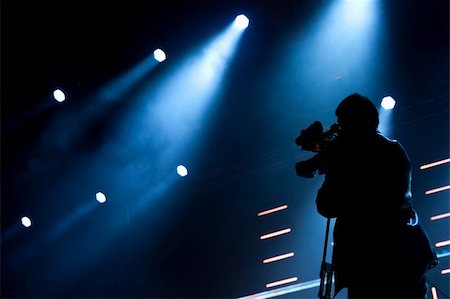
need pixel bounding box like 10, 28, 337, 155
315, 170, 340, 218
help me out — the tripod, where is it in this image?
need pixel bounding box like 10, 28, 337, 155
318, 218, 334, 299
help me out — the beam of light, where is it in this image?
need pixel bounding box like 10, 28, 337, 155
377, 95, 395, 136
441, 268, 450, 275
435, 240, 450, 248
132, 17, 247, 174
425, 185, 450, 195
381, 96, 396, 110
263, 252, 294, 264
258, 205, 288, 217
96, 192, 107, 203
266, 277, 298, 288
153, 48, 167, 62
260, 228, 292, 240
96, 53, 159, 103
420, 158, 450, 170
239, 278, 323, 299
53, 89, 66, 103
177, 165, 188, 177
431, 286, 438, 299
270, 0, 380, 119
431, 212, 450, 221
21, 216, 32, 228
436, 250, 450, 259
15, 201, 98, 262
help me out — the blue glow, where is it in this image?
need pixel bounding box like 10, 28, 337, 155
53, 89, 66, 102
437, 250, 450, 259
234, 14, 249, 29
381, 96, 396, 110
177, 165, 188, 177
97, 53, 159, 102
378, 103, 393, 136
153, 48, 167, 62
96, 192, 107, 203
21, 216, 32, 228
136, 19, 246, 158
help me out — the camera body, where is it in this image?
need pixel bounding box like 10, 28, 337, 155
295, 121, 340, 178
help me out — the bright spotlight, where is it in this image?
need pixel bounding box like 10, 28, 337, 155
96, 192, 107, 203
21, 216, 32, 228
381, 96, 396, 110
153, 49, 167, 62
53, 89, 66, 103
234, 14, 249, 29
177, 165, 188, 177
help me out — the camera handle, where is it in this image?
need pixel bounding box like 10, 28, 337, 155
318, 218, 334, 299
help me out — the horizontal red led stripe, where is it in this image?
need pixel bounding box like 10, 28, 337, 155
263, 252, 294, 264
430, 212, 450, 221
258, 205, 288, 217
425, 185, 450, 195
435, 240, 450, 248
420, 158, 450, 170
266, 277, 298, 288
260, 228, 291, 240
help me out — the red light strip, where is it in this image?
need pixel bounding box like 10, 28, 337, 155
430, 212, 450, 221
425, 185, 450, 195
435, 240, 450, 248
263, 252, 295, 264
420, 158, 450, 170
260, 228, 291, 240
431, 286, 438, 299
258, 205, 288, 217
266, 277, 298, 288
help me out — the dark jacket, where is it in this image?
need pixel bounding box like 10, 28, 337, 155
315, 132, 437, 297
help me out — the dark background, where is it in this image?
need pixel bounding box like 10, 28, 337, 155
2, 1, 449, 298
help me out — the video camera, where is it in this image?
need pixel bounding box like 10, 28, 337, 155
295, 121, 340, 178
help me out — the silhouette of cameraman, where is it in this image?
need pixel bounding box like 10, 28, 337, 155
296, 93, 438, 298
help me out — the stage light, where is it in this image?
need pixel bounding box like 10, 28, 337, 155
266, 277, 298, 288
53, 89, 66, 102
420, 158, 450, 170
263, 252, 295, 264
431, 212, 450, 221
177, 165, 188, 177
258, 205, 288, 217
96, 192, 107, 203
260, 228, 291, 240
435, 240, 450, 248
153, 49, 166, 62
21, 216, 32, 228
425, 185, 450, 195
431, 287, 438, 299
381, 96, 396, 110
234, 14, 249, 29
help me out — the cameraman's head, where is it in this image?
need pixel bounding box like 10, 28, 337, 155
335, 93, 379, 137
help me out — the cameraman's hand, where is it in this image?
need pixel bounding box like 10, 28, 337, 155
295, 160, 316, 178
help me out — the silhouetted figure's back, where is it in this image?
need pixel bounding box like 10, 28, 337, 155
314, 94, 437, 298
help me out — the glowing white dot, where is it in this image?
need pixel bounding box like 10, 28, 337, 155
21, 216, 32, 228
234, 14, 249, 29
96, 192, 107, 203
153, 49, 166, 62
177, 165, 188, 177
381, 96, 396, 110
53, 89, 66, 103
